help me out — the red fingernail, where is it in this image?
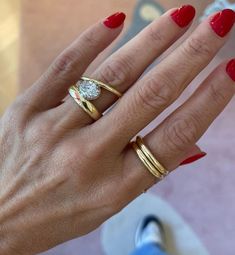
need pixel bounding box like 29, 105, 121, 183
171, 5, 196, 28
210, 9, 235, 37
226, 59, 235, 81
180, 152, 207, 166
103, 12, 126, 29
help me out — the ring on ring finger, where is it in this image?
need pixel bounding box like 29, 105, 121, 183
69, 76, 122, 120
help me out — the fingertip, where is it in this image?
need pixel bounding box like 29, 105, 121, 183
170, 4, 196, 28
103, 12, 126, 29
226, 59, 235, 82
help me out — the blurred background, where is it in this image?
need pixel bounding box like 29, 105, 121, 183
0, 0, 235, 255
0, 0, 18, 114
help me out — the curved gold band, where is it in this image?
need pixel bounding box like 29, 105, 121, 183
69, 86, 101, 120
131, 142, 163, 180
69, 77, 122, 120
131, 136, 168, 179
136, 136, 169, 176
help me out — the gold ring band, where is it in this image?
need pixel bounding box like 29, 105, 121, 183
69, 86, 101, 120
136, 136, 169, 176
131, 141, 163, 180
131, 136, 168, 179
69, 76, 122, 120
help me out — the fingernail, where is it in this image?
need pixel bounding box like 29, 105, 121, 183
171, 5, 196, 28
180, 152, 207, 166
226, 59, 235, 81
210, 9, 235, 37
103, 12, 126, 29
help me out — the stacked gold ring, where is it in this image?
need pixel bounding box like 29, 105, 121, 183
131, 136, 168, 180
69, 76, 122, 120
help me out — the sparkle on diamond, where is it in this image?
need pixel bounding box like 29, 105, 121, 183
78, 80, 101, 100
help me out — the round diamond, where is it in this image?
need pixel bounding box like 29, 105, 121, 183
78, 80, 101, 100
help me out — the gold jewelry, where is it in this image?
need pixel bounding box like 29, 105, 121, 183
131, 142, 163, 180
81, 76, 122, 98
69, 86, 101, 120
69, 76, 122, 120
136, 136, 169, 176
131, 136, 168, 179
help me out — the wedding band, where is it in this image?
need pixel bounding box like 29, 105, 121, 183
136, 136, 169, 176
131, 142, 163, 180
69, 76, 122, 120
131, 136, 168, 179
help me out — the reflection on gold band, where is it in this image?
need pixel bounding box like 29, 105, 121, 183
131, 136, 168, 180
69, 86, 101, 120
69, 77, 122, 121
136, 136, 169, 176
131, 141, 163, 180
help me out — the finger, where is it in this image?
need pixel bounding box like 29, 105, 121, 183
22, 12, 126, 111
55, 5, 196, 127
100, 9, 235, 148
123, 59, 235, 193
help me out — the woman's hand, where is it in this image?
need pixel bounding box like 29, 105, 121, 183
0, 7, 235, 255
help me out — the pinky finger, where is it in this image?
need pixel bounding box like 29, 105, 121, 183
123, 59, 235, 194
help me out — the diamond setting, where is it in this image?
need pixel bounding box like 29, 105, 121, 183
78, 80, 101, 100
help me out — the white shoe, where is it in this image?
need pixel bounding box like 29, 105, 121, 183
135, 215, 166, 250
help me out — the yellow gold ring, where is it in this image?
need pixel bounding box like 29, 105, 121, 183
136, 136, 169, 176
69, 76, 122, 120
69, 86, 101, 120
131, 141, 163, 180
131, 136, 168, 180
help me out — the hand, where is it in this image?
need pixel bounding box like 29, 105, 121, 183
0, 7, 235, 255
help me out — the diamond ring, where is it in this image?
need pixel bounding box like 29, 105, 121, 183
69, 77, 122, 120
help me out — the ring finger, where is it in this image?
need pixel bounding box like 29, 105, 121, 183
55, 5, 196, 127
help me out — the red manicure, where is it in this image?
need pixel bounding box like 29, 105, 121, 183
171, 5, 196, 28
180, 152, 207, 166
226, 59, 235, 81
210, 9, 235, 37
103, 12, 126, 29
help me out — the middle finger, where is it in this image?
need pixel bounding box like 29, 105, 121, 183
99, 9, 235, 148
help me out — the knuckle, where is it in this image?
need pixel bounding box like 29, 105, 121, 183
53, 51, 78, 75
137, 77, 174, 111
98, 56, 133, 86
147, 26, 165, 45
182, 36, 212, 59
164, 115, 199, 152
52, 29, 98, 75
81, 29, 100, 49
209, 81, 230, 106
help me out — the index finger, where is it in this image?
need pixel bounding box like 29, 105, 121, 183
21, 12, 126, 111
